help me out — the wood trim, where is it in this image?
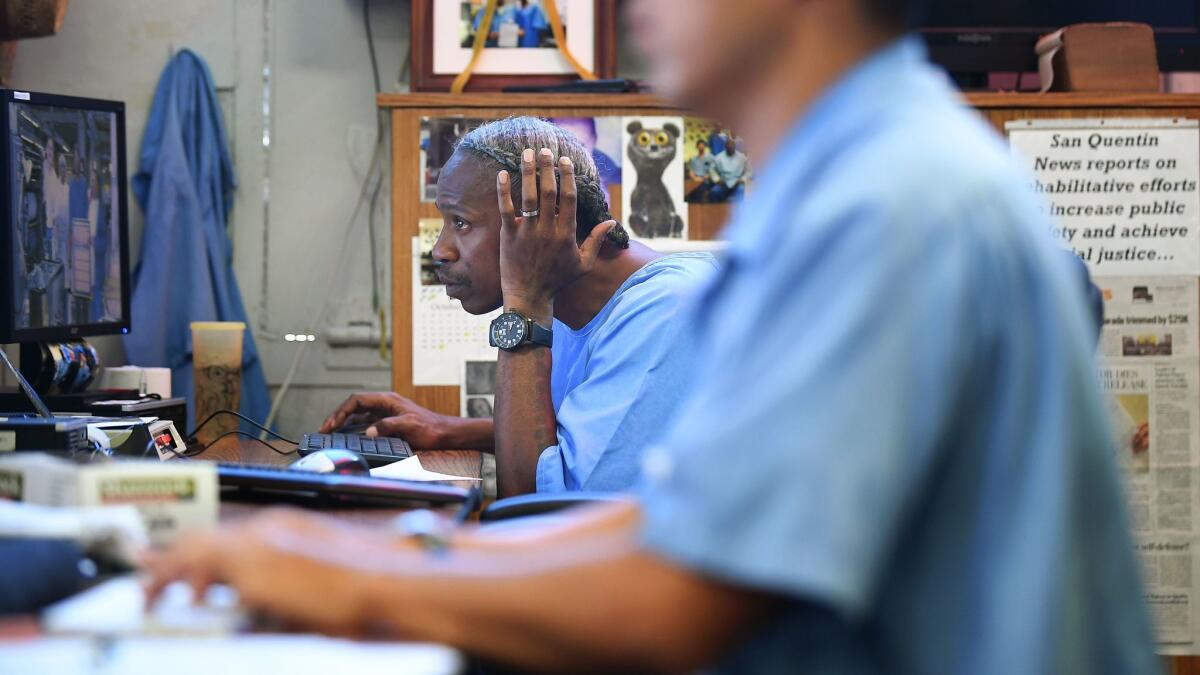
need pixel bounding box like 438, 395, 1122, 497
410, 0, 619, 93
966, 92, 1200, 109
378, 92, 673, 110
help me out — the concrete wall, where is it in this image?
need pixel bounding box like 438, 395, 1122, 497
3, 0, 411, 436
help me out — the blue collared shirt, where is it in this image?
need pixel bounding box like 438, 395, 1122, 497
639, 38, 1158, 675
537, 252, 718, 492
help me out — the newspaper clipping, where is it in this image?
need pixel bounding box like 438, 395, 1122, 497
1007, 118, 1200, 277
1098, 276, 1200, 651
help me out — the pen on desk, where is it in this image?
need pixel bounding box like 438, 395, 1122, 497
453, 486, 483, 524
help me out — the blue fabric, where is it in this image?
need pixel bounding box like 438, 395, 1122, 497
639, 38, 1157, 675
537, 253, 717, 492
516, 4, 548, 47
124, 49, 270, 431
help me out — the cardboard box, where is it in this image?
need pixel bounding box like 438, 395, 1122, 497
0, 453, 217, 544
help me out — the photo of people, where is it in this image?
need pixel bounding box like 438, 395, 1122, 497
421, 116, 488, 202
461, 359, 497, 418
418, 218, 443, 286
465, 397, 494, 418
1109, 393, 1150, 474
1122, 334, 1173, 357
9, 102, 123, 330
621, 116, 687, 241
459, 0, 563, 49
550, 116, 622, 207
683, 117, 751, 203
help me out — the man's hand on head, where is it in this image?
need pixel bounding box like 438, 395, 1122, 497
496, 148, 616, 321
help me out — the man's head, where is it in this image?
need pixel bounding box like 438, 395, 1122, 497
433, 116, 629, 315
724, 138, 737, 155
627, 0, 924, 118
696, 140, 708, 155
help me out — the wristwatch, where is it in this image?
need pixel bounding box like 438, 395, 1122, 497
489, 311, 553, 351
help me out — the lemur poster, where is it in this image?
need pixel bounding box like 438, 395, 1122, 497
622, 116, 688, 244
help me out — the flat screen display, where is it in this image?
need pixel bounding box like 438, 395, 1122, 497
6, 98, 127, 337
923, 0, 1198, 32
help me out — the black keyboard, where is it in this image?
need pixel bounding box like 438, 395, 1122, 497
298, 432, 413, 467
216, 462, 468, 507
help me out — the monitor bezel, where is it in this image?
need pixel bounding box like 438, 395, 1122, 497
920, 0, 1200, 74
0, 88, 132, 344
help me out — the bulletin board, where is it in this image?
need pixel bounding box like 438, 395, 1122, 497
380, 92, 731, 417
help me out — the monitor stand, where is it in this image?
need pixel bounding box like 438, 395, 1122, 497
0, 344, 53, 418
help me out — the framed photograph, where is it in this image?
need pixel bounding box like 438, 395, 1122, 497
412, 0, 618, 92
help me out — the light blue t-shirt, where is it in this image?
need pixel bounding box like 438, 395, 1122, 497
537, 252, 717, 492
639, 38, 1158, 675
710, 150, 748, 187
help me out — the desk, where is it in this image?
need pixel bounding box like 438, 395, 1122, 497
190, 438, 486, 526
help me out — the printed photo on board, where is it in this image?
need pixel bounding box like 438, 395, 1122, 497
461, 359, 497, 418
1109, 393, 1150, 474
421, 116, 488, 202
550, 116, 622, 207
418, 218, 443, 286
621, 116, 687, 242
460, 0, 564, 49
683, 117, 751, 204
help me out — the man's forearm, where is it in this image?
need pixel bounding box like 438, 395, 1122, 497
494, 341, 556, 497
442, 418, 496, 450
351, 503, 767, 674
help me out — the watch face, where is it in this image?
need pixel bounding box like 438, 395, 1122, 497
490, 312, 528, 350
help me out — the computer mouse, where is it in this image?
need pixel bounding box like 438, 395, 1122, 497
289, 449, 371, 476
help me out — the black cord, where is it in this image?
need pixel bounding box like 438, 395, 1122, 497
453, 486, 483, 524
363, 0, 381, 92
187, 410, 297, 445
363, 0, 384, 316
189, 430, 298, 458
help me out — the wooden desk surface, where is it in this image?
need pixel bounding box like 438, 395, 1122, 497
192, 437, 485, 527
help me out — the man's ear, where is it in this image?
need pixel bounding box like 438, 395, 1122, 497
664, 123, 681, 139
627, 120, 643, 134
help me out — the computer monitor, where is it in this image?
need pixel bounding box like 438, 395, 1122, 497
0, 88, 131, 343
920, 0, 1200, 77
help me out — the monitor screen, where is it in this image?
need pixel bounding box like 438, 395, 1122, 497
920, 0, 1200, 74
923, 0, 1199, 32
2, 90, 129, 342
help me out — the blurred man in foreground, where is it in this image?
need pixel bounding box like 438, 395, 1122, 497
144, 0, 1157, 672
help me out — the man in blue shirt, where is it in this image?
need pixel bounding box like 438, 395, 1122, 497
516, 0, 548, 48
147, 0, 1156, 672
321, 117, 716, 495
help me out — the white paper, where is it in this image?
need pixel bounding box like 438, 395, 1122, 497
411, 230, 499, 386
369, 455, 479, 483
622, 116, 688, 244
1096, 277, 1200, 653
1007, 118, 1200, 276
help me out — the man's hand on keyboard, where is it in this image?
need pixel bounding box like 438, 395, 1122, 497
319, 392, 492, 450
141, 508, 410, 637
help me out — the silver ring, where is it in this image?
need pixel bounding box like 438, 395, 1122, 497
521, 208, 539, 218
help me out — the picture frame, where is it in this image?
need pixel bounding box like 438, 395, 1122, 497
411, 0, 618, 92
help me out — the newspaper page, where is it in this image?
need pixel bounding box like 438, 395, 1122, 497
1007, 118, 1200, 277
1097, 276, 1200, 652
411, 221, 498, 386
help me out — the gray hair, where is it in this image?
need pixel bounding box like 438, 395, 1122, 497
455, 117, 629, 248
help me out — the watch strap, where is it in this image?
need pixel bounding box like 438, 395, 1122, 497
528, 319, 553, 348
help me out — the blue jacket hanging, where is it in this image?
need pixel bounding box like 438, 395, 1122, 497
124, 49, 270, 432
